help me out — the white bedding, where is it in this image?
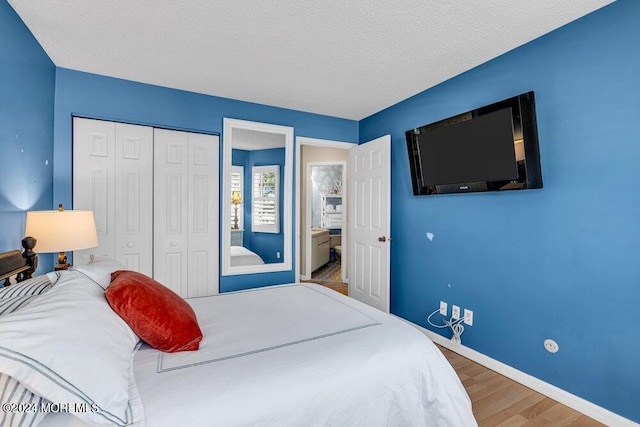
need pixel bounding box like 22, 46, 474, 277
230, 245, 265, 266
41, 283, 476, 427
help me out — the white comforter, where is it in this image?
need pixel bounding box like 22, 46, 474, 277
230, 245, 265, 266
43, 283, 476, 427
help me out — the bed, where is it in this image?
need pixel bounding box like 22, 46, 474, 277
0, 238, 37, 286
230, 245, 265, 266
0, 251, 477, 427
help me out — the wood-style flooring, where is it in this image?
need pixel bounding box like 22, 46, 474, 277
312, 282, 605, 426
438, 346, 605, 426
304, 280, 347, 294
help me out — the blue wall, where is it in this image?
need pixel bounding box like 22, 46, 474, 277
232, 147, 286, 263
360, 0, 640, 422
0, 0, 55, 272
53, 68, 358, 292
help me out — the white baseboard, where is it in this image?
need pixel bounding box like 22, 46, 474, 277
402, 318, 638, 427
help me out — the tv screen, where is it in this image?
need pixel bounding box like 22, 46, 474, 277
406, 92, 543, 196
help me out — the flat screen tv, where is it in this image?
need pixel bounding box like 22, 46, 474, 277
405, 91, 543, 196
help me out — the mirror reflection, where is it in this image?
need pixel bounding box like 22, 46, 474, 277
310, 164, 344, 229
222, 119, 293, 276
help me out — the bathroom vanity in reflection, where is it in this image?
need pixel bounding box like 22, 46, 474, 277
311, 229, 330, 273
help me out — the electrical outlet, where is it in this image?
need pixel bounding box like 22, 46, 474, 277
452, 305, 460, 320
276, 252, 281, 259
463, 309, 473, 326
439, 301, 447, 316
544, 339, 559, 354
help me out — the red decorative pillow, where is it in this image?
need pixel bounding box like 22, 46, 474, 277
105, 270, 202, 352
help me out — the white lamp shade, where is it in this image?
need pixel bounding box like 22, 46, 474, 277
25, 210, 99, 253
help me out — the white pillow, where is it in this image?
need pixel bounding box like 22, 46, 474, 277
0, 273, 58, 299
71, 256, 125, 289
0, 270, 144, 426
0, 273, 58, 316
0, 372, 48, 427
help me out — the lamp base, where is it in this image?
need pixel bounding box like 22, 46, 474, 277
55, 251, 70, 270
54, 263, 71, 271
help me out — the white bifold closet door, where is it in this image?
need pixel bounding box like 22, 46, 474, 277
73, 118, 154, 276
72, 118, 219, 297
153, 128, 219, 297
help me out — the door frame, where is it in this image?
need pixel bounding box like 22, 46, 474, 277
294, 137, 356, 283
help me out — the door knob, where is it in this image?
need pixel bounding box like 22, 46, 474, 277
378, 236, 386, 242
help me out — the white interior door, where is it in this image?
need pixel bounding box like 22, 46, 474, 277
154, 129, 219, 297
348, 135, 391, 312
73, 118, 153, 274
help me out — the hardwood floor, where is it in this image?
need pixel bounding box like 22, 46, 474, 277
302, 279, 347, 295
312, 282, 604, 426
438, 346, 605, 426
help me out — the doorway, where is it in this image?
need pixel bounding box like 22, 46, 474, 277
308, 161, 346, 285
295, 137, 355, 290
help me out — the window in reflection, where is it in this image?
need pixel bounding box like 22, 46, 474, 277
230, 146, 284, 265
252, 166, 279, 233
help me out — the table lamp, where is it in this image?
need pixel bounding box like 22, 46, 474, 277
231, 191, 242, 230
24, 204, 99, 270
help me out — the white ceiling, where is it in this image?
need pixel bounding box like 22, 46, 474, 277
233, 128, 285, 151
9, 0, 614, 120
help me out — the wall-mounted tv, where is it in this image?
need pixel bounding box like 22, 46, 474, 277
405, 91, 543, 196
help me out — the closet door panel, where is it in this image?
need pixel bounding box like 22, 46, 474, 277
187, 133, 219, 297
154, 129, 219, 297
153, 129, 189, 295
73, 118, 116, 264
165, 252, 186, 297
114, 123, 154, 275
89, 169, 110, 237
73, 118, 153, 272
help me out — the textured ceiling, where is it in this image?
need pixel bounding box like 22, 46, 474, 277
233, 128, 286, 151
9, 0, 614, 120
